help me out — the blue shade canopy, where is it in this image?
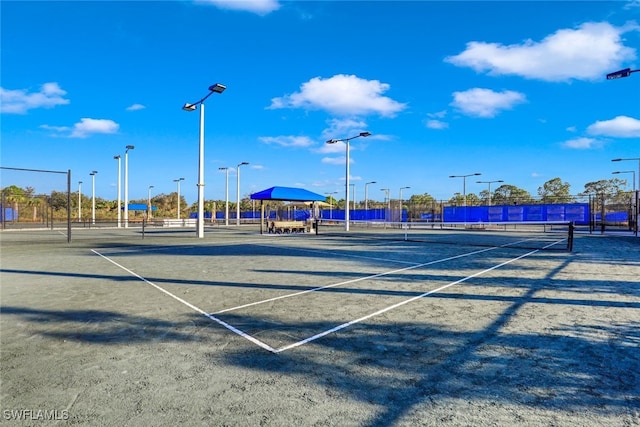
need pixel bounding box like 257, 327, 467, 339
250, 186, 326, 202
125, 203, 156, 211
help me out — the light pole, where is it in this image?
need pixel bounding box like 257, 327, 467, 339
236, 162, 249, 226
183, 83, 226, 238
77, 181, 82, 222
350, 183, 356, 211
399, 186, 410, 222
219, 167, 229, 226
174, 178, 185, 219
124, 145, 134, 228
148, 185, 154, 219
381, 188, 390, 222
114, 155, 121, 227
613, 168, 638, 236
325, 131, 372, 231
365, 181, 376, 212
476, 179, 503, 206
90, 171, 97, 225
612, 170, 636, 192
450, 173, 481, 223
612, 158, 640, 194
606, 67, 640, 80
607, 68, 638, 235
325, 192, 337, 219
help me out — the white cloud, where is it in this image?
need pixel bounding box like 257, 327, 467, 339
321, 118, 369, 140
40, 124, 71, 133
258, 135, 314, 148
0, 82, 70, 114
562, 137, 601, 149
586, 115, 640, 137
70, 118, 119, 138
126, 103, 146, 111
445, 21, 639, 82
195, 0, 280, 15
450, 88, 526, 118
425, 119, 449, 129
321, 156, 348, 165
268, 74, 407, 117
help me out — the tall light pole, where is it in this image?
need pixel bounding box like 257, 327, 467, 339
236, 162, 249, 226
114, 155, 121, 228
365, 181, 376, 212
381, 188, 390, 222
77, 181, 82, 222
325, 191, 337, 219
476, 179, 503, 206
399, 186, 410, 222
183, 83, 226, 238
606, 67, 640, 80
612, 170, 636, 191
148, 185, 154, 219
350, 183, 356, 211
174, 177, 185, 219
124, 145, 134, 228
325, 131, 372, 231
613, 169, 638, 236
90, 171, 97, 225
612, 158, 640, 194
607, 67, 638, 235
219, 167, 229, 226
450, 173, 481, 223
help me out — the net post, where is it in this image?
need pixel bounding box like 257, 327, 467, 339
67, 169, 72, 243
568, 221, 574, 252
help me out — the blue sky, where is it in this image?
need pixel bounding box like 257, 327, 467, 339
2, 0, 640, 205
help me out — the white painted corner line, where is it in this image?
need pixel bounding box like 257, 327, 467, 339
91, 249, 278, 353
275, 248, 541, 353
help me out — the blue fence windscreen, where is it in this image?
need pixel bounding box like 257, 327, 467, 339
443, 203, 589, 224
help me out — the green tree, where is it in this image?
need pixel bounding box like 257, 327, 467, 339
492, 184, 533, 205
538, 177, 572, 203
579, 179, 626, 197
448, 192, 479, 206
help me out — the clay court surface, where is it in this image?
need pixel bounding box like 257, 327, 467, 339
1, 225, 639, 426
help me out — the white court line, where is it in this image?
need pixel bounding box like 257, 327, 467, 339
91, 249, 278, 353
275, 247, 545, 353
92, 237, 565, 354
213, 245, 501, 315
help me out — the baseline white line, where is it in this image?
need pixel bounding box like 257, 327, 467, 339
275, 248, 541, 353
91, 249, 278, 353
214, 245, 500, 314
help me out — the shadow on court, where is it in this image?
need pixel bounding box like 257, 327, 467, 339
1, 231, 639, 425
2, 301, 638, 426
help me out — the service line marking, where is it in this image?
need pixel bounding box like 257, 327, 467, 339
214, 245, 501, 315
91, 249, 278, 353
275, 247, 544, 353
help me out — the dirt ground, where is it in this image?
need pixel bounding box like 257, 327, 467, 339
1, 227, 639, 426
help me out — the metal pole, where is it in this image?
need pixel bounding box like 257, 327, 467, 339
124, 149, 129, 228
197, 103, 205, 238
236, 166, 241, 226
148, 185, 154, 219
91, 173, 96, 225
345, 139, 350, 231
78, 181, 82, 222
67, 170, 71, 243
225, 168, 229, 226
115, 156, 121, 228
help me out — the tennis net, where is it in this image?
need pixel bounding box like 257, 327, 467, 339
316, 220, 574, 251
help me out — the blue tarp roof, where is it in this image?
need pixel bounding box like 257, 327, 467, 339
250, 186, 326, 202
125, 204, 156, 211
